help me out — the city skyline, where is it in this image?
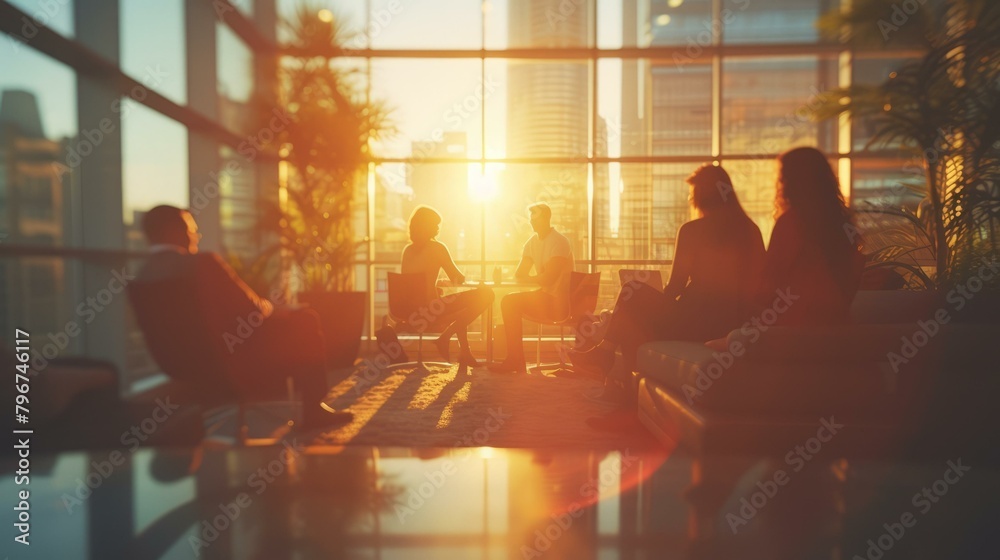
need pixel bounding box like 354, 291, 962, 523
1, 0, 919, 383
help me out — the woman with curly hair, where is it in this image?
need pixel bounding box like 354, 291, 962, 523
761, 147, 865, 324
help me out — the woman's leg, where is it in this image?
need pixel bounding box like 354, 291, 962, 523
576, 282, 664, 354
571, 281, 666, 376
604, 281, 669, 346
438, 286, 494, 353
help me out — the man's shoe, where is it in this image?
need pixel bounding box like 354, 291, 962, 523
568, 346, 615, 375
487, 360, 527, 375
457, 351, 482, 371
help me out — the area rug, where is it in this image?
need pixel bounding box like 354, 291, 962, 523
313, 363, 659, 449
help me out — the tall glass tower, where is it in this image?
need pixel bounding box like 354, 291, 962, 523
506, 0, 593, 260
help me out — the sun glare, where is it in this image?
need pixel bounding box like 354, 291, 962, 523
469, 163, 503, 202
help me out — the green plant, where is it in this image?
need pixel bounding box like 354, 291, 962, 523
248, 3, 394, 293
814, 0, 1000, 288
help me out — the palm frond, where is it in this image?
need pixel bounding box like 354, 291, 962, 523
247, 3, 395, 293
815, 0, 1000, 288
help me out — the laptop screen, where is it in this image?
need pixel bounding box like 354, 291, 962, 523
618, 269, 663, 290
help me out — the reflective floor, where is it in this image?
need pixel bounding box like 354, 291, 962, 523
3, 444, 999, 559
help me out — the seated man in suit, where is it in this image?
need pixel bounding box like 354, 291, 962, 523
132, 205, 352, 431
488, 202, 575, 374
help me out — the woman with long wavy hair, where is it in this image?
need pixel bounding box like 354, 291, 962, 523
571, 163, 766, 384
762, 147, 865, 324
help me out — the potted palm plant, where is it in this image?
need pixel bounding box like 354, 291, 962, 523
249, 4, 394, 366
813, 0, 1000, 304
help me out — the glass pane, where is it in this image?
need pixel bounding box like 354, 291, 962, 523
369, 0, 483, 49
219, 145, 259, 260
503, 0, 595, 49
483, 58, 507, 158
0, 46, 78, 142
852, 158, 922, 210
121, 99, 189, 232
7, 0, 74, 38
724, 0, 838, 45
649, 0, 714, 47
598, 59, 712, 160
606, 161, 654, 259
277, 0, 368, 46
652, 63, 712, 156
0, 48, 80, 349
852, 57, 917, 151
723, 56, 839, 156
372, 164, 412, 264
120, 0, 186, 104
217, 22, 255, 132
721, 158, 779, 244
596, 0, 624, 49
483, 0, 507, 49
370, 59, 485, 159
504, 60, 591, 159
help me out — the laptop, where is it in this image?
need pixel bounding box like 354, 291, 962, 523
618, 269, 663, 291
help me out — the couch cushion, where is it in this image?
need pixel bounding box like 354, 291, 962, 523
725, 324, 931, 364
636, 325, 998, 417
636, 340, 901, 415
637, 377, 914, 457
850, 290, 941, 324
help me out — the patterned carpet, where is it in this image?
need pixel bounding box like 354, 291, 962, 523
313, 362, 660, 449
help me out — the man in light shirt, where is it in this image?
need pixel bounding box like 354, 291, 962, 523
489, 202, 575, 374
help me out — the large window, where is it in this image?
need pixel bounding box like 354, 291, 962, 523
306, 0, 871, 314
0, 44, 79, 351
1, 0, 927, 382
0, 1, 269, 386
120, 0, 187, 105
121, 100, 189, 236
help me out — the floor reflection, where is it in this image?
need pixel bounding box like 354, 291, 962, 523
3, 444, 998, 559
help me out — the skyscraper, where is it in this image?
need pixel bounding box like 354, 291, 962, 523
0, 90, 72, 340
506, 0, 593, 260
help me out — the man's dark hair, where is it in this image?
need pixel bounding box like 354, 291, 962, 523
142, 205, 188, 243
527, 202, 552, 221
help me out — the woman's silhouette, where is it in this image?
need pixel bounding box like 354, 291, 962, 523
401, 206, 494, 368
760, 147, 865, 324
572, 164, 766, 381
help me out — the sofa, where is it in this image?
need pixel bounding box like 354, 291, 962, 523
632, 290, 1000, 461
627, 290, 1000, 543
